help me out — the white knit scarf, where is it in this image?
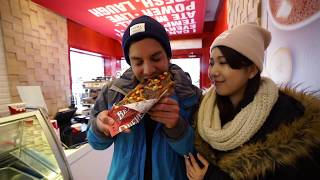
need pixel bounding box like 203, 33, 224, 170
197, 77, 279, 151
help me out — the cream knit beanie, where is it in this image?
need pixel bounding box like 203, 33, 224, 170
210, 23, 271, 71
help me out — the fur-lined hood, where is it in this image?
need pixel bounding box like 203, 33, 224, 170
195, 88, 320, 179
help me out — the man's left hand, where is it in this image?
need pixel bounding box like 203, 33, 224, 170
148, 97, 180, 128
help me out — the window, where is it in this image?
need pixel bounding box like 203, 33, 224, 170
171, 58, 200, 87
69, 48, 105, 105
120, 58, 130, 76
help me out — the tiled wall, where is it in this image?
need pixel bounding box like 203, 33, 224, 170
228, 0, 261, 29
0, 0, 70, 116
0, 22, 11, 116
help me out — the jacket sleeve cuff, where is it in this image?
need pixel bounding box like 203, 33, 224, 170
90, 117, 112, 140
162, 118, 187, 140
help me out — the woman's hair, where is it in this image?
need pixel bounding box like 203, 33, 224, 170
216, 46, 261, 125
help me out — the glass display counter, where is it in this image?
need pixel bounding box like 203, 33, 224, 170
0, 109, 73, 179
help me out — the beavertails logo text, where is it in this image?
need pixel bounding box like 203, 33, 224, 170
108, 106, 144, 136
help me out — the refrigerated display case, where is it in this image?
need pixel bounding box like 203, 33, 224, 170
0, 109, 73, 179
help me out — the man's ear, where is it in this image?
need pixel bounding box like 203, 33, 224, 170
248, 65, 259, 79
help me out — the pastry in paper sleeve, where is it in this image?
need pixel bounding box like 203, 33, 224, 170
108, 72, 174, 137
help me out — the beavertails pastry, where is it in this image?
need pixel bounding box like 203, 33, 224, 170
108, 72, 174, 137
116, 72, 175, 106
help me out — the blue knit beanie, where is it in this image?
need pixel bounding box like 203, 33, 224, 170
122, 15, 172, 65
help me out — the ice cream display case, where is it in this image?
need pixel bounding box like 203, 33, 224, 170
0, 109, 73, 180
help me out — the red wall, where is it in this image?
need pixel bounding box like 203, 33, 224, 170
67, 20, 122, 57
200, 0, 228, 88
170, 1, 228, 89
104, 56, 121, 77
67, 20, 123, 77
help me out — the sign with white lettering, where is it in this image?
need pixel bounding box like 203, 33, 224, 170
88, 0, 205, 38
32, 0, 206, 40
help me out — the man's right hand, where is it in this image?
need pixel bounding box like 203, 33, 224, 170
96, 110, 131, 137
96, 110, 114, 137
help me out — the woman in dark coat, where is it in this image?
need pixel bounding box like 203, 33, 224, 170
185, 23, 320, 180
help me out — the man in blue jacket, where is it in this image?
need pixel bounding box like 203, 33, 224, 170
87, 15, 202, 180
